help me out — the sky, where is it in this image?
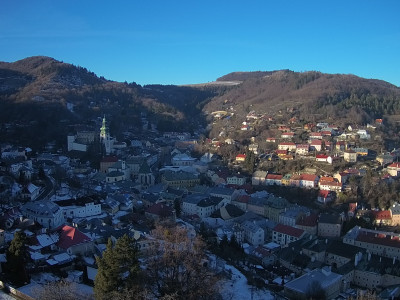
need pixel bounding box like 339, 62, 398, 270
1, 1, 399, 86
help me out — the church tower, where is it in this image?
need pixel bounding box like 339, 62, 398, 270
100, 115, 113, 155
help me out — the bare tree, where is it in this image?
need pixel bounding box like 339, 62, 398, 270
32, 280, 93, 300
145, 224, 219, 300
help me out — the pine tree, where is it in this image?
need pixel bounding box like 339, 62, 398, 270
6, 231, 28, 285
94, 235, 139, 300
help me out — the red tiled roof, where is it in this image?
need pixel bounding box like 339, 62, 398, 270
266, 174, 283, 180
56, 225, 91, 250
373, 210, 392, 220
316, 154, 328, 159
273, 224, 304, 237
301, 174, 318, 181
310, 132, 322, 137
319, 177, 335, 182
318, 190, 331, 198
279, 142, 296, 146
388, 162, 400, 169
236, 154, 246, 159
356, 230, 400, 249
310, 140, 322, 145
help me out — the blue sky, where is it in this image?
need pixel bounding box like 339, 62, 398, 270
1, 1, 399, 86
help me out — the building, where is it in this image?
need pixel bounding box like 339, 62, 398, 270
343, 226, 400, 259
272, 224, 306, 246
391, 202, 400, 225
387, 162, 400, 177
265, 174, 283, 186
171, 153, 197, 166
235, 154, 246, 162
161, 170, 200, 188
284, 267, 343, 300
318, 213, 342, 237
242, 221, 264, 246
278, 142, 296, 152
252, 170, 267, 185
21, 200, 64, 229
55, 225, 94, 255
296, 144, 309, 155
344, 150, 357, 163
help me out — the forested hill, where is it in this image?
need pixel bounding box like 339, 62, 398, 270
204, 70, 400, 126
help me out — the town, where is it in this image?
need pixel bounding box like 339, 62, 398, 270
1, 107, 400, 300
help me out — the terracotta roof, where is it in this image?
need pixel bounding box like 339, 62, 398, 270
236, 154, 246, 159
266, 174, 283, 180
373, 210, 392, 220
56, 225, 91, 250
356, 230, 400, 249
310, 140, 322, 145
300, 174, 318, 182
273, 223, 304, 238
318, 190, 331, 198
316, 154, 328, 159
388, 162, 400, 169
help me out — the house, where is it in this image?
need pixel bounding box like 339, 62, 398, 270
226, 174, 246, 186
235, 154, 246, 162
310, 139, 323, 151
171, 153, 197, 166
265, 174, 283, 186
319, 177, 342, 192
300, 174, 319, 188
390, 202, 400, 225
278, 142, 296, 152
387, 162, 400, 177
354, 147, 368, 156
55, 224, 94, 255
376, 153, 394, 166
279, 205, 310, 227
21, 183, 41, 201
272, 224, 306, 246
248, 144, 258, 154
21, 200, 64, 229
318, 213, 342, 237
100, 156, 118, 173
373, 210, 392, 226
252, 170, 267, 185
315, 154, 332, 164
281, 132, 294, 139
161, 170, 200, 188
296, 144, 309, 155
344, 150, 357, 163
242, 221, 264, 246
296, 213, 318, 235
145, 203, 176, 221
284, 267, 343, 300
317, 190, 335, 204
343, 226, 400, 259
197, 196, 225, 218
335, 140, 346, 151
309, 132, 323, 140
266, 137, 276, 143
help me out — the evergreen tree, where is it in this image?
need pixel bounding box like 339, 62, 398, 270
6, 231, 28, 285
94, 235, 139, 300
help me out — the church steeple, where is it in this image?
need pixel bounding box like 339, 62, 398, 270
100, 115, 107, 139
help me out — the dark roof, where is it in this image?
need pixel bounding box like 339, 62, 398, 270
318, 213, 341, 224
326, 240, 363, 259
145, 203, 174, 217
